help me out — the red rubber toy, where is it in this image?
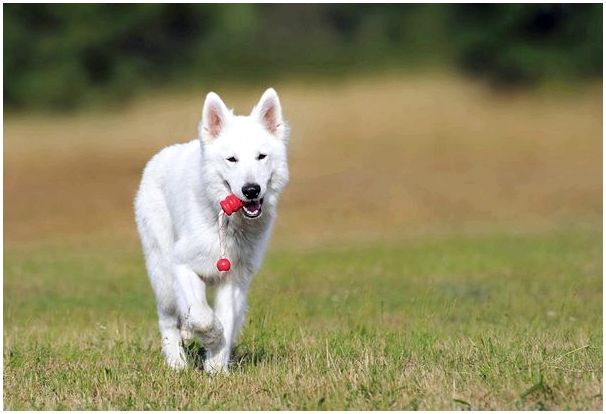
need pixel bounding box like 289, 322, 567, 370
216, 258, 231, 272
220, 194, 244, 215
217, 194, 242, 272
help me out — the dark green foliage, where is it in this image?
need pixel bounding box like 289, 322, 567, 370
448, 4, 602, 86
4, 4, 602, 110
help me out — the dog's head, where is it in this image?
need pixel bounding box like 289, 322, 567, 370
198, 88, 290, 219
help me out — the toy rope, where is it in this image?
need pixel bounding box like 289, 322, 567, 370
218, 210, 227, 258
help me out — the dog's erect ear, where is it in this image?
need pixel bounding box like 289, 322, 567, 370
252, 88, 286, 139
199, 92, 230, 142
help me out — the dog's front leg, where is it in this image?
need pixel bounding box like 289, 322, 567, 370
174, 264, 224, 353
204, 278, 250, 373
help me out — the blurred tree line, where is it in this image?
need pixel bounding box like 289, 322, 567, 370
4, 3, 602, 110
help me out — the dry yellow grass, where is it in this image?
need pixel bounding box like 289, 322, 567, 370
4, 73, 602, 247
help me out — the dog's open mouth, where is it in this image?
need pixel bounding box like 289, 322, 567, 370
242, 198, 263, 219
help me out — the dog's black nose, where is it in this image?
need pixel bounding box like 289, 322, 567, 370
242, 183, 261, 200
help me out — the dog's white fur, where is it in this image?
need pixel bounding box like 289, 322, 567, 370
134, 89, 289, 372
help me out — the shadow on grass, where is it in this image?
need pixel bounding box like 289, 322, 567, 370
183, 341, 207, 370
231, 344, 272, 369
183, 342, 275, 371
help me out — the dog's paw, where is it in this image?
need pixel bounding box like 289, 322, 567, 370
204, 352, 230, 374
180, 326, 195, 345
195, 316, 224, 349
185, 307, 214, 331
165, 352, 188, 370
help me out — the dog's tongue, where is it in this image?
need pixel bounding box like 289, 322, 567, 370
244, 200, 261, 212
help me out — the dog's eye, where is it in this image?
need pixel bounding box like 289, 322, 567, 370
226, 156, 238, 163
257, 153, 267, 160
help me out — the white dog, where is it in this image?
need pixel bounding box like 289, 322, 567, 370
134, 89, 289, 372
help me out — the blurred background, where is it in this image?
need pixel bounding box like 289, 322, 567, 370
4, 4, 602, 110
3, 3, 602, 246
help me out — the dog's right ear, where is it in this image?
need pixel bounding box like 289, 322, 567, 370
199, 92, 230, 142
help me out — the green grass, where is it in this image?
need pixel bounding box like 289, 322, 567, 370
4, 229, 602, 410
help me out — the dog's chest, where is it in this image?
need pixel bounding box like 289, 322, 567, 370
184, 219, 268, 281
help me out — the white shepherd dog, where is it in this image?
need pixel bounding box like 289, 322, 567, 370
134, 89, 289, 372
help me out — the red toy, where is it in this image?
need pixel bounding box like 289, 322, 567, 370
216, 194, 244, 272
216, 258, 231, 272
220, 194, 244, 215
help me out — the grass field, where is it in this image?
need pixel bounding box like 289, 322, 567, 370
4, 73, 603, 409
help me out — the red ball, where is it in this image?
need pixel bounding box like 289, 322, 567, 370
216, 258, 231, 272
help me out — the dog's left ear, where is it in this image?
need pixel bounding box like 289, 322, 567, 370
252, 88, 286, 140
